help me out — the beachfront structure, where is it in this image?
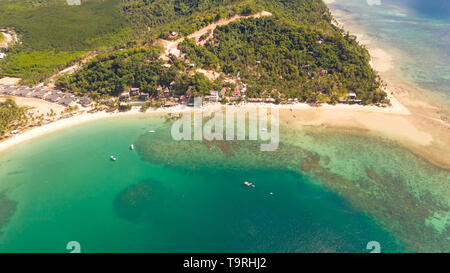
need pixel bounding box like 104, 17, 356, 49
30, 89, 50, 99
119, 92, 130, 101
78, 97, 92, 107
179, 95, 187, 104
45, 91, 62, 103
247, 98, 264, 102
14, 87, 33, 97
0, 53, 6, 59
59, 94, 76, 107
164, 101, 177, 107
139, 93, 149, 100
130, 88, 140, 96
348, 93, 357, 99
0, 85, 14, 95
210, 91, 219, 102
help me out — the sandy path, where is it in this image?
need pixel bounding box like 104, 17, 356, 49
158, 11, 272, 61
0, 31, 17, 48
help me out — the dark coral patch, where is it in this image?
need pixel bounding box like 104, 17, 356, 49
0, 192, 18, 233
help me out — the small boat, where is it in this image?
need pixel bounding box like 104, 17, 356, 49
110, 156, 117, 161
244, 181, 255, 187
148, 130, 156, 133
130, 144, 134, 150
269, 192, 273, 195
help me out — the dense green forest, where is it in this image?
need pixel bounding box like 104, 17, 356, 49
57, 48, 220, 98
0, 99, 27, 137
122, 0, 262, 36
180, 17, 386, 103
1, 0, 386, 104
0, 0, 131, 85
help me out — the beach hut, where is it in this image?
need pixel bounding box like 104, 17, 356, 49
119, 92, 130, 101
45, 92, 62, 103
164, 101, 177, 108
130, 88, 140, 96
15, 87, 33, 97
59, 95, 76, 107
348, 93, 357, 100
210, 91, 219, 102
31, 89, 50, 99
139, 93, 149, 100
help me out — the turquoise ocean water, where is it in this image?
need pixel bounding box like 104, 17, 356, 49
0, 116, 407, 252
0, 114, 448, 252
329, 0, 450, 105
0, 0, 449, 253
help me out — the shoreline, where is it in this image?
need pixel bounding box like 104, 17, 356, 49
0, 96, 409, 154
323, 1, 450, 169
1, 2, 449, 169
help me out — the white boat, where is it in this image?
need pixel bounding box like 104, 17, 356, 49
110, 156, 117, 161
130, 144, 134, 150
148, 130, 156, 133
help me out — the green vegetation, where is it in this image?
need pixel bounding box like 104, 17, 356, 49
122, 0, 262, 37
0, 33, 5, 43
1, 0, 386, 104
1, 49, 86, 85
57, 48, 221, 98
180, 1, 386, 104
0, 99, 28, 137
0, 0, 131, 85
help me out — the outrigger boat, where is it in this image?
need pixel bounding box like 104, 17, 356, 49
110, 155, 117, 161
148, 130, 156, 133
130, 144, 134, 150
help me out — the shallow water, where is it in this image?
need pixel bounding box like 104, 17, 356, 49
329, 0, 450, 104
0, 114, 448, 252
0, 0, 448, 253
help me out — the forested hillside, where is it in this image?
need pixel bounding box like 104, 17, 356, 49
57, 48, 220, 97
180, 16, 385, 103
1, 0, 386, 104
0, 0, 130, 85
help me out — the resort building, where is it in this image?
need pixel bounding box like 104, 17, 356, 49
59, 94, 76, 107
130, 88, 140, 96
164, 101, 177, 107
139, 93, 149, 100
14, 87, 33, 97
30, 89, 50, 99
210, 91, 219, 102
45, 91, 62, 103
119, 92, 130, 101
78, 97, 93, 107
